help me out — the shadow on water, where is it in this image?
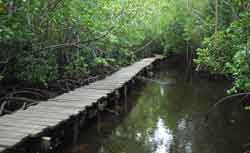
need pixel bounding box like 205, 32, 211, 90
58, 59, 250, 153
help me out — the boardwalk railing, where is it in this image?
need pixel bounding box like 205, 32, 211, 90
0, 57, 162, 153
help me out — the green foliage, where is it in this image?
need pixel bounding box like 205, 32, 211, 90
0, 0, 249, 94
94, 57, 108, 67
196, 11, 250, 92
64, 56, 88, 79
0, 0, 170, 85
159, 0, 211, 55
13, 51, 58, 85
195, 31, 235, 73
227, 46, 250, 93
109, 48, 136, 66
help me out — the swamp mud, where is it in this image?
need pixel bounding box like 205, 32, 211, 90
57, 59, 250, 153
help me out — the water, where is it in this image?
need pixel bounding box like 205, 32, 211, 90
60, 60, 250, 153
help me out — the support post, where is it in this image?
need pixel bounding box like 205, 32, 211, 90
41, 137, 52, 153
97, 110, 101, 133
73, 117, 79, 145
124, 85, 128, 113
115, 90, 120, 113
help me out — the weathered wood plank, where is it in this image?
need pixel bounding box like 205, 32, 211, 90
0, 147, 5, 152
12, 111, 69, 120
0, 118, 56, 127
0, 121, 45, 130
0, 126, 42, 135
3, 115, 62, 124
0, 138, 20, 147
74, 88, 111, 93
83, 86, 119, 90
56, 95, 106, 101
30, 105, 82, 114
0, 131, 27, 139
40, 101, 92, 108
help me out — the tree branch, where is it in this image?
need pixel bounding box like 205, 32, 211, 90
207, 92, 250, 114
38, 26, 115, 51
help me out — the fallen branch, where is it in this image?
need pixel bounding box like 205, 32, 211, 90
2, 97, 37, 104
0, 101, 7, 115
23, 88, 51, 98
206, 92, 250, 115
0, 96, 39, 115
38, 26, 115, 51
7, 90, 46, 99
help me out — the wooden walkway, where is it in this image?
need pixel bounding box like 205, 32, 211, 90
0, 57, 161, 153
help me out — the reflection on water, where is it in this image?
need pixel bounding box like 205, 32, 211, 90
150, 118, 173, 153
60, 61, 250, 153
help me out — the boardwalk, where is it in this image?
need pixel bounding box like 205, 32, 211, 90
0, 57, 161, 153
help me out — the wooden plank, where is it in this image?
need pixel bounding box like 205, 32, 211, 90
74, 88, 114, 93
22, 108, 72, 117
33, 102, 83, 110
0, 131, 27, 139
83, 85, 120, 90
0, 118, 55, 127
0, 126, 41, 135
73, 88, 111, 93
60, 95, 106, 100
0, 147, 5, 152
40, 101, 91, 109
86, 83, 122, 88
90, 79, 126, 84
0, 138, 20, 147
68, 92, 109, 97
3, 115, 62, 125
0, 121, 44, 132
11, 111, 69, 121
0, 121, 45, 130
80, 89, 110, 94
30, 105, 81, 114
53, 98, 99, 103
53, 96, 100, 102
56, 93, 107, 99
85, 85, 122, 89
50, 99, 95, 105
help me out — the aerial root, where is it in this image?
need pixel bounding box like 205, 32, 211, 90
204, 92, 250, 122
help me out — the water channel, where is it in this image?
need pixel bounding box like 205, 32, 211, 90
59, 59, 250, 153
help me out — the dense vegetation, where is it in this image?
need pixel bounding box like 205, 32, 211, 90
0, 0, 169, 86
0, 0, 249, 93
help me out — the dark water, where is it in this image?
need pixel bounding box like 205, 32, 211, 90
61, 61, 250, 153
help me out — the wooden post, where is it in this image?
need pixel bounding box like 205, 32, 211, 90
97, 101, 105, 133
131, 78, 135, 85
97, 110, 101, 133
115, 90, 120, 113
124, 85, 128, 113
79, 111, 86, 127
41, 137, 51, 153
73, 118, 79, 145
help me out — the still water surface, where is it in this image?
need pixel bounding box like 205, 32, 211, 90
61, 61, 250, 153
